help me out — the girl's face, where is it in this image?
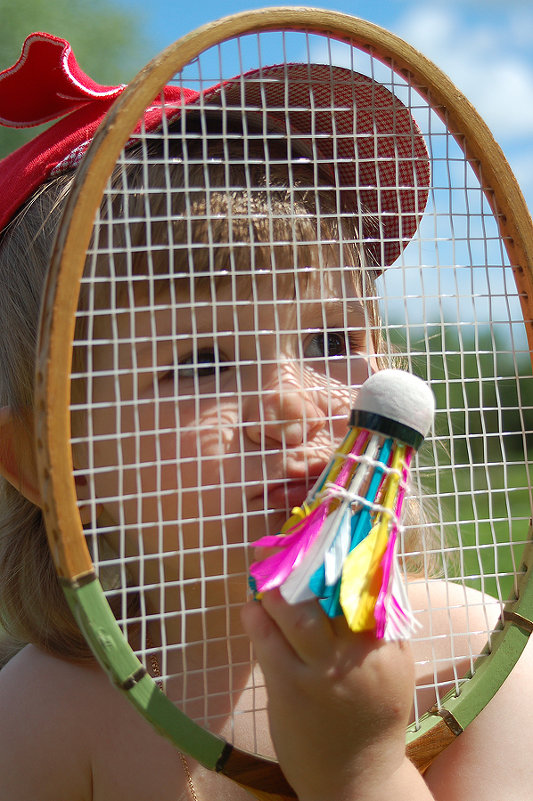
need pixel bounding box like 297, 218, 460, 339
74, 260, 376, 725
78, 263, 375, 601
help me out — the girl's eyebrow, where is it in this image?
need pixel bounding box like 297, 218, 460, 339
127, 289, 369, 349
142, 294, 368, 328
305, 297, 368, 323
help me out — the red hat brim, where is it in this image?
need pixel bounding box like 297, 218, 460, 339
0, 34, 429, 267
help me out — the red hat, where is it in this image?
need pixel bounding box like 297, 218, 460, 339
0, 32, 430, 267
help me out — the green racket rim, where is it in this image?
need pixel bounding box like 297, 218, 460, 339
61, 534, 533, 776
62, 576, 227, 769
406, 532, 533, 748
61, 577, 295, 799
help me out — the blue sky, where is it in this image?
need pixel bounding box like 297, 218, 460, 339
119, 0, 533, 211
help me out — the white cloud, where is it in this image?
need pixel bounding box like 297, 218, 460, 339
310, 3, 533, 208
395, 6, 533, 142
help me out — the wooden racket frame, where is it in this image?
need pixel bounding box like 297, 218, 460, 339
34, 7, 533, 796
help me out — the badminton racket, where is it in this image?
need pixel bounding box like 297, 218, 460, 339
32, 7, 533, 798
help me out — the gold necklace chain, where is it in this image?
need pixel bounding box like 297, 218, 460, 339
147, 648, 200, 801
178, 753, 200, 801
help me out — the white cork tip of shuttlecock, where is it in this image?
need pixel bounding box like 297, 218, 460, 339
353, 369, 435, 441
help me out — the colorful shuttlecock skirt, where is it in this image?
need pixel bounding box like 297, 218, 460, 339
249, 426, 419, 640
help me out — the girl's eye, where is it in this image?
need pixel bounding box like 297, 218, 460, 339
305, 331, 349, 359
177, 348, 226, 378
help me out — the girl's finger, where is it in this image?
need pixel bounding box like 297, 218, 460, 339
240, 595, 302, 677
258, 589, 337, 666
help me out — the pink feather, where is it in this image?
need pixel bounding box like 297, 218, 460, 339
250, 503, 331, 592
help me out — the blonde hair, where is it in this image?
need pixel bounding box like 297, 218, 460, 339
0, 133, 418, 664
0, 175, 89, 662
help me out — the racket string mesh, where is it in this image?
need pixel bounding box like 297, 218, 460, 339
70, 29, 532, 748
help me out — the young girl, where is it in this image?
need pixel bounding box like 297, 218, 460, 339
0, 31, 531, 801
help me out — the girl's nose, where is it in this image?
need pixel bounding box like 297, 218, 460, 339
245, 386, 327, 447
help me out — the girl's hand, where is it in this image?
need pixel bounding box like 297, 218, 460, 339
241, 590, 434, 801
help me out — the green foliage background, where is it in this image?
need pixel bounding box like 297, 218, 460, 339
389, 322, 533, 601
0, 0, 153, 159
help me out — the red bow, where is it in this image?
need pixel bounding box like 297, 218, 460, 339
0, 32, 124, 128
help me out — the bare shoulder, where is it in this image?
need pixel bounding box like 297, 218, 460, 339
424, 632, 533, 800
407, 579, 533, 799
0, 645, 184, 801
0, 645, 95, 800
408, 578, 500, 685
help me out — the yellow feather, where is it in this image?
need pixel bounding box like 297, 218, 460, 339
340, 443, 406, 632
339, 520, 388, 631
